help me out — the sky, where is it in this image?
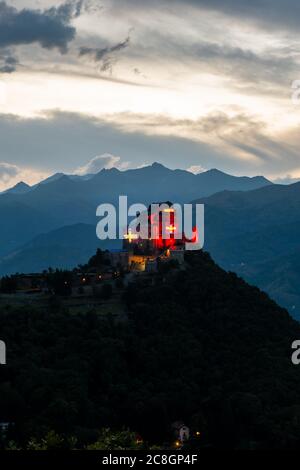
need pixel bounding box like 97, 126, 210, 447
0, 0, 300, 189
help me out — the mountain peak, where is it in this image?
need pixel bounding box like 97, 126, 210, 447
39, 173, 65, 186
151, 162, 167, 170
100, 167, 120, 173
3, 181, 31, 195
14, 181, 30, 189
205, 168, 226, 175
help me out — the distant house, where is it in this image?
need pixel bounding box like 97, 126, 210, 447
179, 425, 190, 442
14, 273, 46, 292
75, 268, 116, 286
172, 421, 190, 443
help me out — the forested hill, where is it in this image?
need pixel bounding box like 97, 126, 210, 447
1, 251, 300, 449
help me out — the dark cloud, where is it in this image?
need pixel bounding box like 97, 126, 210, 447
188, 111, 300, 173
0, 110, 299, 178
106, 0, 300, 33
98, 57, 116, 73
133, 67, 147, 78
100, 111, 300, 176
0, 51, 19, 73
90, 1, 299, 92
183, 0, 300, 33
0, 0, 83, 53
79, 35, 130, 61
191, 42, 296, 85
79, 35, 131, 72
0, 111, 224, 174
135, 31, 298, 91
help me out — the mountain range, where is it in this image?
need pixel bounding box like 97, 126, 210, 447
0, 162, 270, 259
197, 182, 300, 319
3, 161, 300, 318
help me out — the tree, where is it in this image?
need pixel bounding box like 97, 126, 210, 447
0, 276, 17, 294
46, 269, 72, 296
86, 429, 142, 450
27, 431, 75, 450
115, 278, 124, 289
101, 283, 113, 300
88, 249, 104, 268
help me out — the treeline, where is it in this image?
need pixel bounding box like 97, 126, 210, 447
0, 248, 119, 296
4, 429, 144, 450
0, 251, 300, 449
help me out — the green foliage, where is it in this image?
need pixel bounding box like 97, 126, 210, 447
26, 431, 77, 450
5, 441, 21, 450
86, 428, 141, 450
27, 431, 66, 450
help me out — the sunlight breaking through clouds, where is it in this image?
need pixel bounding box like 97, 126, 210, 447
0, 0, 300, 184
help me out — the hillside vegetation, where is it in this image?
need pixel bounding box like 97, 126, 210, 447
0, 251, 299, 449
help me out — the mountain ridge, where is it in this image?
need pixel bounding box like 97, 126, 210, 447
0, 163, 272, 261
195, 182, 300, 317
2, 162, 273, 197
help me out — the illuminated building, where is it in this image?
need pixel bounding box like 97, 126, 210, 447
123, 202, 197, 271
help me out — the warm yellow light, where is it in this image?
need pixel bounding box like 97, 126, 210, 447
196, 431, 201, 436
124, 229, 139, 243
175, 440, 181, 447
166, 225, 176, 232
163, 208, 175, 213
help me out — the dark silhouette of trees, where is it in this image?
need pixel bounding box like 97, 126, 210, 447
101, 283, 113, 300
46, 269, 73, 296
1, 251, 300, 449
87, 249, 105, 268
0, 276, 17, 294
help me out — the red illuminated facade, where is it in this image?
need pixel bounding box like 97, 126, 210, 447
123, 201, 197, 256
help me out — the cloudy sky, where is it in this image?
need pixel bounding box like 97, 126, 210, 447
0, 0, 300, 189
